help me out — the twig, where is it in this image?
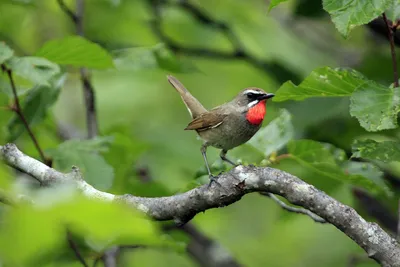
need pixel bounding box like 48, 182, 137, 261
398, 199, 400, 241
260, 192, 326, 223
352, 189, 397, 234
0, 65, 48, 165
382, 13, 399, 87
57, 0, 98, 138
2, 143, 400, 266
56, 0, 78, 23
102, 246, 119, 267
146, 0, 298, 84
347, 254, 370, 267
67, 231, 89, 267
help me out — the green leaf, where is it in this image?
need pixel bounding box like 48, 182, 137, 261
386, 1, 400, 21
35, 36, 114, 69
323, 0, 391, 37
288, 140, 391, 195
7, 76, 65, 141
48, 137, 115, 191
0, 196, 163, 266
8, 56, 60, 85
273, 67, 367, 102
268, 0, 289, 11
113, 44, 197, 73
350, 84, 400, 131
352, 139, 400, 163
343, 161, 387, 191
0, 42, 13, 64
248, 109, 294, 157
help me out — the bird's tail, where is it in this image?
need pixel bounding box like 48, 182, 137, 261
167, 75, 207, 119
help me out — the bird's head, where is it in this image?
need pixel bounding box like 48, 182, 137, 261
235, 87, 275, 125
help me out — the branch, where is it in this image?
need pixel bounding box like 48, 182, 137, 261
0, 65, 48, 165
57, 0, 99, 138
260, 192, 326, 223
382, 13, 399, 87
102, 246, 119, 267
163, 223, 242, 267
136, 166, 242, 267
146, 0, 298, 84
1, 143, 400, 266
67, 231, 89, 267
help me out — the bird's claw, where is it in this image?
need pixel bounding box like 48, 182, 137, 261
208, 175, 221, 188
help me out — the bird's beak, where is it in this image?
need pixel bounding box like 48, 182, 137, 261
259, 93, 275, 100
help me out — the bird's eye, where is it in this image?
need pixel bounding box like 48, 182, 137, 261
247, 93, 256, 99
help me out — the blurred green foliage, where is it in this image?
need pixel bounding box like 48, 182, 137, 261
1, 0, 400, 266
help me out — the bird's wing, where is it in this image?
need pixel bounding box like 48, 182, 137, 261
184, 111, 227, 131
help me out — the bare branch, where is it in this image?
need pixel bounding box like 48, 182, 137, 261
57, 0, 99, 138
0, 65, 49, 165
67, 231, 89, 267
56, 0, 78, 22
102, 246, 119, 267
1, 143, 400, 267
398, 199, 400, 241
382, 13, 399, 87
260, 192, 326, 223
137, 167, 242, 267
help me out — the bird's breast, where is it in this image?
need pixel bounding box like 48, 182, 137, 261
246, 100, 266, 125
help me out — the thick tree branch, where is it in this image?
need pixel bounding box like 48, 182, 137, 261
137, 166, 242, 267
1, 143, 400, 266
57, 0, 99, 138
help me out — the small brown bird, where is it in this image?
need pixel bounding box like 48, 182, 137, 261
167, 75, 274, 185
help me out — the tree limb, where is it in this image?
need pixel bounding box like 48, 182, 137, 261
1, 143, 400, 266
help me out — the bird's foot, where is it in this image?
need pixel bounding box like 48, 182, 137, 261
207, 175, 221, 188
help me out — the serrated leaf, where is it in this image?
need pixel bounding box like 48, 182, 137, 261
113, 44, 197, 73
352, 139, 400, 163
7, 76, 65, 141
48, 137, 115, 190
248, 109, 293, 156
273, 67, 367, 102
0, 42, 13, 64
323, 0, 392, 37
35, 36, 114, 69
350, 84, 400, 131
268, 0, 289, 11
288, 140, 391, 195
7, 56, 60, 85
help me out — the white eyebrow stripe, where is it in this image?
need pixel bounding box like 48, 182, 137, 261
243, 89, 263, 95
247, 100, 259, 107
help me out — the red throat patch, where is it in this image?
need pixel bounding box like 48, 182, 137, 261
246, 100, 266, 125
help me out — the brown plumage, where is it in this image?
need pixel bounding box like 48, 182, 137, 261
167, 75, 274, 185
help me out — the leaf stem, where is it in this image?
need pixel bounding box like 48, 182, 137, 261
1, 64, 48, 165
382, 13, 399, 87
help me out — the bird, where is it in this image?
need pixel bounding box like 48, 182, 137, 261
167, 75, 274, 185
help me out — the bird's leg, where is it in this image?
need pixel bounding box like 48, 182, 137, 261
201, 143, 220, 187
220, 149, 238, 166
